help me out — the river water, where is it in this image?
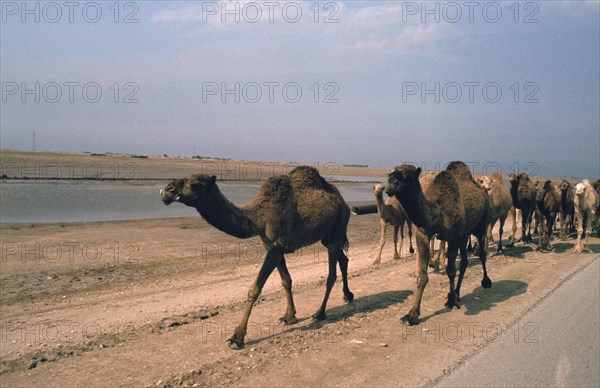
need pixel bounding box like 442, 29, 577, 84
0, 179, 381, 223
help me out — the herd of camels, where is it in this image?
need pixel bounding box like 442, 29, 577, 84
160, 162, 600, 349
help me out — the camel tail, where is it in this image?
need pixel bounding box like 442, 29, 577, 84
342, 236, 349, 254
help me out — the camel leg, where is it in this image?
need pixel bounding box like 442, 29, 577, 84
226, 247, 280, 349
407, 221, 415, 254
428, 236, 435, 268
527, 209, 534, 242
545, 213, 555, 250
576, 212, 590, 253
559, 210, 566, 240
438, 240, 446, 267
445, 243, 460, 309
401, 231, 429, 325
477, 233, 492, 289
373, 220, 387, 265
276, 258, 298, 325
337, 250, 354, 303
454, 241, 469, 303
508, 207, 517, 247
497, 215, 506, 253
393, 224, 401, 260
574, 211, 584, 253
313, 247, 354, 321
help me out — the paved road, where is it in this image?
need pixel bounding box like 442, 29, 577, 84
437, 257, 600, 387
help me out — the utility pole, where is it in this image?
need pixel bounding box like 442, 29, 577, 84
32, 131, 36, 151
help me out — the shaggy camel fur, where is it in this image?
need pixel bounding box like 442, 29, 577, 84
478, 173, 515, 252
161, 166, 354, 348
558, 180, 575, 240
372, 184, 414, 265
534, 180, 561, 250
386, 162, 491, 325
573, 180, 599, 253
509, 173, 536, 244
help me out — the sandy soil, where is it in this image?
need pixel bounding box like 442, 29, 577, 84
1, 150, 598, 387
1, 214, 598, 387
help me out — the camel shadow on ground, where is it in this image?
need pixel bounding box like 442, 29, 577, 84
416, 280, 528, 323
244, 290, 413, 347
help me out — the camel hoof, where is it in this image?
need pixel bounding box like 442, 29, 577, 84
445, 293, 460, 309
278, 316, 298, 325
409, 247, 415, 254
481, 277, 492, 289
372, 260, 381, 266
226, 339, 244, 350
313, 310, 327, 321
400, 313, 419, 326
343, 292, 354, 303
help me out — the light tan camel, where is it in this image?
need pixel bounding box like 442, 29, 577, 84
478, 173, 515, 252
372, 184, 414, 265
573, 180, 599, 253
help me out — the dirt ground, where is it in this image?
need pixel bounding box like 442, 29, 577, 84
1, 150, 598, 387
1, 213, 598, 387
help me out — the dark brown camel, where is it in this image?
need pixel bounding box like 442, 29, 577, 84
509, 173, 536, 245
558, 180, 575, 239
386, 162, 492, 325
160, 166, 353, 349
534, 180, 561, 250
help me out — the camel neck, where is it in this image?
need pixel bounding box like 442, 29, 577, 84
194, 187, 258, 239
374, 191, 386, 217
395, 185, 431, 229
561, 189, 569, 206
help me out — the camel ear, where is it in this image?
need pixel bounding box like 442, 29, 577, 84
208, 175, 217, 186
415, 167, 421, 177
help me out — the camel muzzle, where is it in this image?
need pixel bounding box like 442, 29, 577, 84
160, 189, 180, 205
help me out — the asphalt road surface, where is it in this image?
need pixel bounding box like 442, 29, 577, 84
437, 257, 599, 387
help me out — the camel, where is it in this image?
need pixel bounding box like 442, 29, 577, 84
558, 180, 575, 239
386, 162, 492, 325
508, 173, 536, 245
372, 184, 414, 265
160, 166, 354, 348
421, 171, 446, 270
534, 180, 561, 250
593, 180, 600, 235
573, 180, 599, 253
478, 173, 515, 252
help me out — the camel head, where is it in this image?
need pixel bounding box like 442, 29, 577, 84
385, 165, 421, 197
560, 180, 571, 191
373, 184, 385, 195
478, 175, 492, 191
509, 173, 520, 188
161, 174, 217, 206
543, 180, 554, 192
575, 183, 587, 196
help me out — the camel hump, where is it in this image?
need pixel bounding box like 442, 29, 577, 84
288, 165, 335, 191
490, 171, 503, 181
430, 171, 460, 202
259, 176, 294, 202
445, 161, 474, 181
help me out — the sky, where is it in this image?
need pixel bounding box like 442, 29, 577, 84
1, 0, 599, 179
